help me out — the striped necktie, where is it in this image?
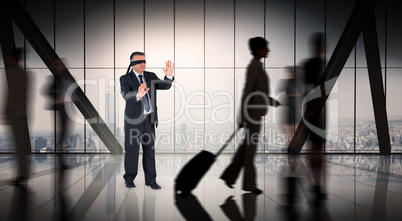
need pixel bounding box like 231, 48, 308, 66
138, 75, 150, 112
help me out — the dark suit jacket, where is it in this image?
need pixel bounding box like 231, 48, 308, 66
6, 67, 29, 111
44, 73, 75, 110
120, 70, 174, 129
240, 59, 270, 124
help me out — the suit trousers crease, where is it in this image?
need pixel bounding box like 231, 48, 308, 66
221, 121, 261, 191
124, 117, 157, 184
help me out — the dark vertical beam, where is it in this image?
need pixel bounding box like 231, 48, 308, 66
362, 8, 391, 155
0, 7, 17, 78
371, 156, 390, 220
2, 0, 123, 154
288, 0, 390, 155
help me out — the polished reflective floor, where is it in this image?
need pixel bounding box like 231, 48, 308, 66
0, 153, 401, 221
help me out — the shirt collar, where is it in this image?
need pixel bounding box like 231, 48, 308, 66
132, 69, 143, 78
257, 60, 263, 68
252, 58, 264, 69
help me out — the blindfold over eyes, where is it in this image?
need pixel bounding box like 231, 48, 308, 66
130, 60, 146, 66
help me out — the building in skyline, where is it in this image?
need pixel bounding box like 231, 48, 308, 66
34, 137, 47, 152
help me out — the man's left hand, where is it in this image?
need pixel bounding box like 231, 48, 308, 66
163, 60, 174, 76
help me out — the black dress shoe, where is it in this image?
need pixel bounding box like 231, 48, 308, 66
220, 178, 233, 189
9, 177, 28, 190
146, 182, 161, 190
312, 185, 326, 205
125, 180, 135, 188
251, 188, 263, 195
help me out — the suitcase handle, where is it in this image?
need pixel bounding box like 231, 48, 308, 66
215, 128, 241, 157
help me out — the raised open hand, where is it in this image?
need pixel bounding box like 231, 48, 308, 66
137, 83, 149, 98
163, 60, 174, 76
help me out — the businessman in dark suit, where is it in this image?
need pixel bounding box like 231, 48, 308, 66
220, 37, 279, 195
120, 51, 174, 189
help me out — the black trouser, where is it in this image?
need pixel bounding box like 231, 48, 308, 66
220, 119, 262, 191
10, 109, 31, 180
55, 103, 72, 220
124, 117, 156, 184
55, 103, 70, 152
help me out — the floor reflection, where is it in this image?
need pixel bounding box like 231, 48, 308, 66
371, 156, 390, 221
0, 154, 401, 220
9, 186, 31, 221
175, 192, 213, 221
220, 193, 257, 221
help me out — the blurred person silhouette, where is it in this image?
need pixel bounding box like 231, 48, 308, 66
308, 202, 332, 221
276, 66, 302, 145
220, 37, 279, 195
220, 193, 257, 221
279, 154, 302, 221
3, 48, 32, 190
303, 32, 327, 205
9, 183, 31, 221
276, 67, 303, 220
120, 52, 174, 190
44, 58, 75, 221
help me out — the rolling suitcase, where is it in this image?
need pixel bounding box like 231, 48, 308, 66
175, 129, 240, 196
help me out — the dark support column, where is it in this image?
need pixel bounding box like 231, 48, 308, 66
288, 0, 373, 154
288, 0, 390, 155
1, 0, 123, 154
362, 8, 391, 155
0, 8, 17, 80
371, 156, 390, 219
